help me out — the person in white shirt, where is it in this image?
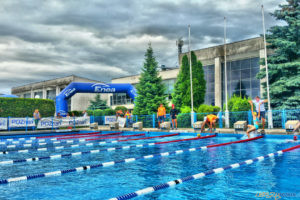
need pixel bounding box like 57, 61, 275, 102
249, 96, 268, 131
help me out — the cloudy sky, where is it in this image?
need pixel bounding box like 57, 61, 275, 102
0, 0, 285, 94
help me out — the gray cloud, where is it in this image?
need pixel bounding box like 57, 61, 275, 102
0, 0, 285, 94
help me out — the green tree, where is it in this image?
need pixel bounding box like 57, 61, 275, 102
88, 94, 108, 110
257, 0, 300, 109
133, 44, 167, 115
172, 51, 206, 109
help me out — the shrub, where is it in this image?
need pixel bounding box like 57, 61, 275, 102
68, 110, 83, 116
114, 106, 128, 113
180, 106, 191, 114
0, 97, 55, 117
224, 95, 251, 111
103, 108, 115, 116
177, 113, 191, 128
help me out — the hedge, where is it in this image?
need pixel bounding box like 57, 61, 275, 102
0, 97, 55, 117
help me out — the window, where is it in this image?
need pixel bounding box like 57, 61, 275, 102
203, 65, 215, 105
222, 57, 261, 105
111, 93, 134, 106
46, 90, 56, 101
23, 93, 31, 98
34, 91, 43, 99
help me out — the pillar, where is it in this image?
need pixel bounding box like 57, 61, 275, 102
30, 88, 34, 98
214, 57, 222, 108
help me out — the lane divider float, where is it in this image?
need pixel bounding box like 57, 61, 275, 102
0, 135, 262, 184
0, 133, 145, 155
0, 135, 216, 165
109, 144, 300, 200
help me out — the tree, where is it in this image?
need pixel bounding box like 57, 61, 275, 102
133, 44, 167, 115
233, 80, 248, 98
257, 0, 300, 109
88, 94, 108, 110
172, 51, 206, 109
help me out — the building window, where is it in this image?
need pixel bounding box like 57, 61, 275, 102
34, 91, 43, 99
221, 57, 260, 105
162, 79, 176, 100
111, 93, 134, 106
46, 89, 56, 101
203, 65, 215, 105
23, 93, 31, 98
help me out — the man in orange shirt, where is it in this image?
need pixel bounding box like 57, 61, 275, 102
201, 114, 219, 133
157, 104, 166, 128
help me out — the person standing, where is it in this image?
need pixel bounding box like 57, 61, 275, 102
170, 104, 178, 130
33, 109, 41, 128
157, 104, 166, 128
82, 110, 88, 117
249, 96, 268, 132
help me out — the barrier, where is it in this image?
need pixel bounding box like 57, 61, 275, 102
110, 144, 300, 200
0, 135, 216, 165
0, 135, 262, 184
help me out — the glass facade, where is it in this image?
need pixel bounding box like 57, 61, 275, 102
222, 57, 260, 104
203, 65, 215, 105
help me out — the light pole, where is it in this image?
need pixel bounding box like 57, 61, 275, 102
188, 25, 195, 126
224, 17, 229, 128
261, 5, 273, 128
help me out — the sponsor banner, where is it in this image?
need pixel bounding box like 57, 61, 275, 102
9, 118, 35, 128
59, 117, 90, 127
117, 117, 126, 128
0, 118, 7, 130
37, 118, 61, 129
104, 116, 117, 124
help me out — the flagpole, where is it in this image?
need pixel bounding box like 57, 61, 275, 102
261, 5, 273, 129
188, 25, 194, 126
224, 17, 229, 128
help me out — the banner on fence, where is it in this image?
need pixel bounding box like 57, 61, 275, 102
9, 118, 35, 128
104, 116, 117, 124
117, 117, 126, 128
0, 118, 7, 130
37, 118, 60, 129
61, 117, 90, 127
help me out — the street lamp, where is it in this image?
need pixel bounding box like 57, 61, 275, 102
188, 25, 195, 126
261, 5, 273, 128
224, 17, 229, 128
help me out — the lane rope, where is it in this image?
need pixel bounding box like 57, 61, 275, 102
0, 133, 145, 155
0, 135, 262, 184
109, 144, 300, 200
0, 135, 216, 165
0, 131, 102, 142
0, 132, 121, 147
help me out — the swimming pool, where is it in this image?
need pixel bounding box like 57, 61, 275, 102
0, 131, 299, 199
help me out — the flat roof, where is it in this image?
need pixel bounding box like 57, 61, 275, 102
12, 74, 101, 89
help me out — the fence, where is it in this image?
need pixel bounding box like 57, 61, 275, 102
1, 109, 299, 131
91, 109, 300, 129
0, 117, 90, 132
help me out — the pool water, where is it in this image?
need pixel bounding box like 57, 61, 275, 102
0, 131, 299, 200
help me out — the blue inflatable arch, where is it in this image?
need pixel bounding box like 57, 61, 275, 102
56, 82, 137, 116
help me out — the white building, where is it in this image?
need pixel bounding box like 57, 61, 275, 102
11, 75, 110, 111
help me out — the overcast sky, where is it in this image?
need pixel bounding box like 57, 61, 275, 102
0, 0, 285, 94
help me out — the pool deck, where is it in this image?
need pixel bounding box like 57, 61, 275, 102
0, 126, 295, 136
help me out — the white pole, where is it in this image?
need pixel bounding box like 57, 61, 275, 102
188, 25, 194, 126
224, 17, 229, 128
261, 5, 273, 129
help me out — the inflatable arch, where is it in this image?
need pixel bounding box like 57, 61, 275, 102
56, 82, 137, 116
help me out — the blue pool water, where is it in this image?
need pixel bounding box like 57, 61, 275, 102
0, 131, 299, 200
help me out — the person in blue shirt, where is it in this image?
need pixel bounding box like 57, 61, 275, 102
246, 103, 260, 138
249, 96, 268, 132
